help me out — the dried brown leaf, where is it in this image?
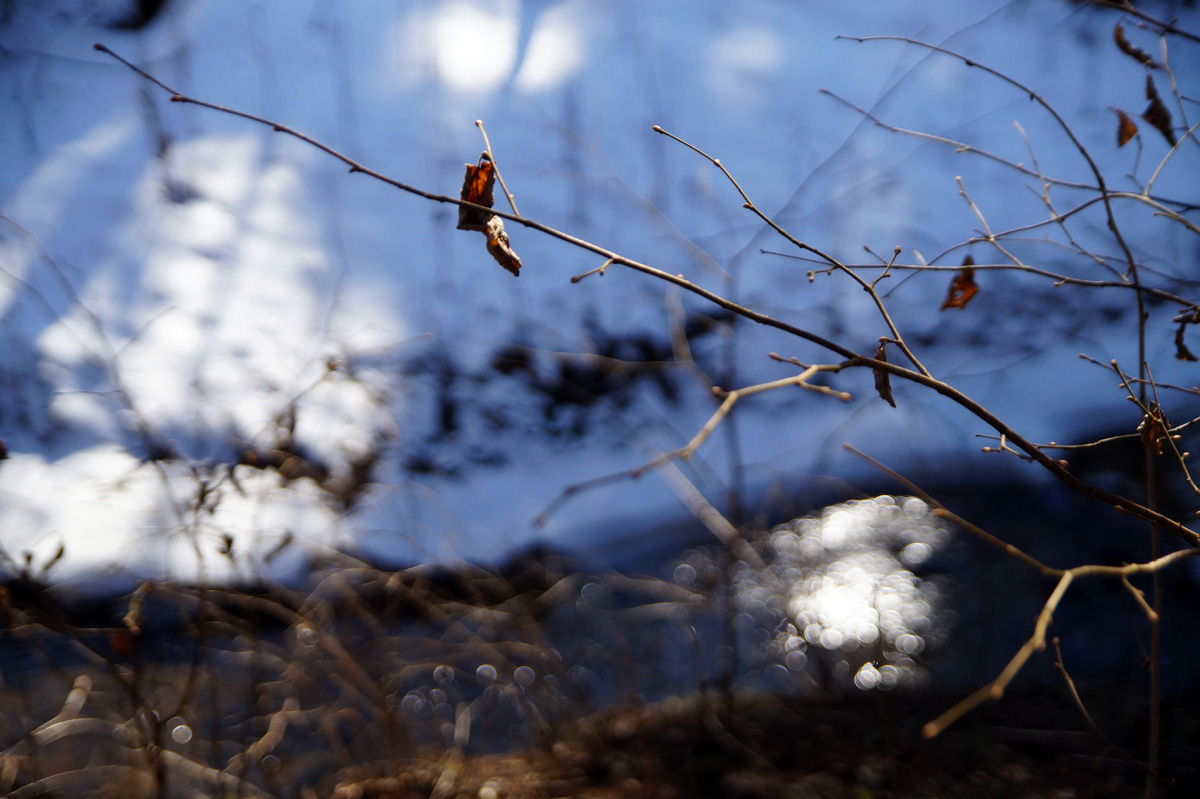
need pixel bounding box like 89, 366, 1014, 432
1140, 403, 1169, 458
1114, 108, 1139, 148
1113, 23, 1159, 68
873, 342, 896, 408
485, 216, 521, 276
1142, 75, 1177, 146
940, 255, 979, 311
456, 153, 522, 276
1175, 321, 1198, 362
457, 154, 496, 231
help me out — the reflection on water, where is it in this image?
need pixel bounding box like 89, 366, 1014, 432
675, 495, 953, 691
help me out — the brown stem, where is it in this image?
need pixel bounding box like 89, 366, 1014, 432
93, 42, 1200, 550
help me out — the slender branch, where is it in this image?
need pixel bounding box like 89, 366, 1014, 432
570, 258, 613, 283
844, 445, 1057, 575
1014, 119, 1123, 278
1147, 122, 1200, 197
1052, 638, 1152, 774
920, 546, 1198, 739
956, 176, 1029, 269
819, 89, 1194, 212
1078, 0, 1200, 45
93, 43, 1200, 548
475, 119, 520, 216
840, 35, 1150, 392
632, 364, 853, 479
656, 459, 765, 569
653, 125, 932, 378
761, 250, 1200, 307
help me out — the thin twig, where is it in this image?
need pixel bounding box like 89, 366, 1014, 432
921, 546, 1197, 739
819, 89, 1193, 212
1079, 0, 1200, 45
1052, 638, 1152, 774
843, 445, 1057, 575
631, 364, 853, 479
653, 125, 932, 378
475, 119, 520, 216
761, 248, 1199, 306
841, 34, 1150, 392
93, 43, 1200, 548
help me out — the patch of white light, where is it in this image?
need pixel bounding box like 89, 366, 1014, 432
682, 496, 951, 691
513, 1, 588, 93
402, 0, 520, 93
706, 27, 782, 101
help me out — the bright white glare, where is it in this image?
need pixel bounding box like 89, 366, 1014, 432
691, 496, 951, 691
854, 662, 879, 690
901, 541, 933, 565
427, 1, 519, 92
513, 1, 588, 93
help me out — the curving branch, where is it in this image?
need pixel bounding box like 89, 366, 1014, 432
93, 42, 1200, 549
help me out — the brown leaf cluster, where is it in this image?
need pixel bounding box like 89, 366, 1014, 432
457, 153, 522, 276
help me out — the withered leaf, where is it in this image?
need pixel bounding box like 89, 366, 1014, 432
485, 216, 521, 276
1114, 23, 1159, 68
457, 152, 522, 276
1142, 75, 1177, 146
1140, 403, 1169, 458
1175, 321, 1199, 361
1114, 108, 1139, 148
457, 154, 496, 231
940, 255, 979, 311
873, 342, 896, 408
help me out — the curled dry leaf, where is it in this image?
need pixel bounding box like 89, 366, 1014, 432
940, 255, 979, 311
457, 154, 496, 231
1142, 75, 1176, 146
1114, 108, 1139, 148
873, 342, 896, 408
1139, 403, 1170, 458
1175, 321, 1199, 362
1113, 23, 1159, 68
457, 152, 522, 276
484, 216, 521, 276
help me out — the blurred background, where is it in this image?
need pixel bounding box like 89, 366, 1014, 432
2, 0, 1198, 594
